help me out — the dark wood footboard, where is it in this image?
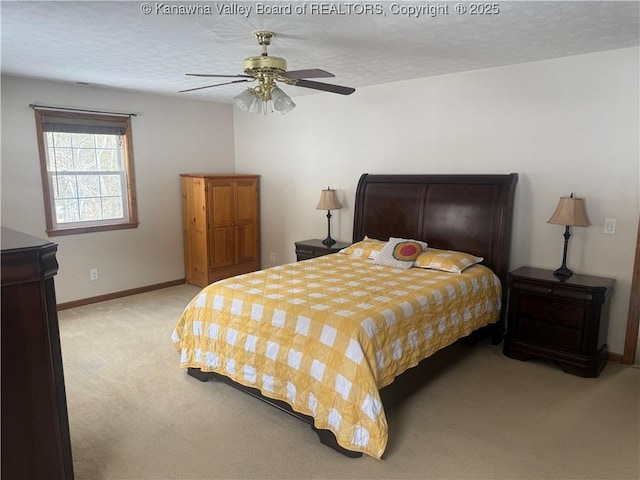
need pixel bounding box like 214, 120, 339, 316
187, 368, 362, 458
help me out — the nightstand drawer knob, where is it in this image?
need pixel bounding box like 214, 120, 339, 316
547, 288, 553, 294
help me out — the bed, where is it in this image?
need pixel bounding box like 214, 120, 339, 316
172, 173, 518, 459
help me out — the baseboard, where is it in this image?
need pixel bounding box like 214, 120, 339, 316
608, 352, 625, 364
57, 278, 186, 310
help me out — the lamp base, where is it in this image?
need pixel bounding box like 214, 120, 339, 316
553, 226, 573, 279
553, 265, 573, 278
322, 236, 336, 247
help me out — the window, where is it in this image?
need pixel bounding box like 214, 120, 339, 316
34, 109, 138, 236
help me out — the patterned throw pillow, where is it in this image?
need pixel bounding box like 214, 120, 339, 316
374, 238, 426, 269
339, 236, 386, 259
414, 248, 483, 274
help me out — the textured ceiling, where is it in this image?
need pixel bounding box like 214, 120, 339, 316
1, 1, 638, 104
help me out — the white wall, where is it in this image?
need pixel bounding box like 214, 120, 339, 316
2, 48, 637, 355
1, 76, 235, 303
234, 47, 640, 356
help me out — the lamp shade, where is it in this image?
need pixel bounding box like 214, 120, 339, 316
316, 188, 342, 211
547, 196, 590, 227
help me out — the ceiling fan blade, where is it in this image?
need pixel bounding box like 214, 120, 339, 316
293, 79, 355, 95
178, 79, 250, 93
282, 69, 335, 79
186, 73, 252, 78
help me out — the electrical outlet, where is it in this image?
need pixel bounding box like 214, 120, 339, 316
90, 268, 99, 281
270, 252, 276, 263
604, 218, 616, 235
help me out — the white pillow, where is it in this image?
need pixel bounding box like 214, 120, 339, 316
374, 237, 427, 269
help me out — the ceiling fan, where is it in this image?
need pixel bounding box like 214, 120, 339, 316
179, 31, 355, 114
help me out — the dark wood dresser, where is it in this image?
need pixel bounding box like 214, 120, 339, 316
1, 227, 74, 479
503, 266, 614, 378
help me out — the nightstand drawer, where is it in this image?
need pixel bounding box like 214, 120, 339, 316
512, 281, 591, 302
296, 245, 325, 258
296, 251, 318, 261
519, 295, 585, 328
295, 239, 351, 262
517, 315, 583, 351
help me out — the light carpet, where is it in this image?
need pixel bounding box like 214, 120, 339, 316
58, 284, 640, 480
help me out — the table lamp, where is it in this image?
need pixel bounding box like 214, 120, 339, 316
316, 187, 342, 246
547, 193, 590, 278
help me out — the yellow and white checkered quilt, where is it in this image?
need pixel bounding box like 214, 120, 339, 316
172, 253, 501, 459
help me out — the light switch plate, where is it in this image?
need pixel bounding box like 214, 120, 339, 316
604, 218, 616, 235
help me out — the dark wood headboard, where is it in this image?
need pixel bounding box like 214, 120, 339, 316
352, 173, 518, 308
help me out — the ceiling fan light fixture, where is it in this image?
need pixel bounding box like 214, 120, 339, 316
247, 92, 267, 115
233, 88, 265, 114
271, 86, 296, 114
233, 85, 295, 115
233, 88, 257, 112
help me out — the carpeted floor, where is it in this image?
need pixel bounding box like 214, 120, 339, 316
58, 284, 640, 480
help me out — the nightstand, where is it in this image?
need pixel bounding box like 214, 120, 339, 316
503, 266, 614, 378
294, 239, 351, 261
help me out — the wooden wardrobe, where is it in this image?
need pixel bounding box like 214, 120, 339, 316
181, 174, 260, 287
